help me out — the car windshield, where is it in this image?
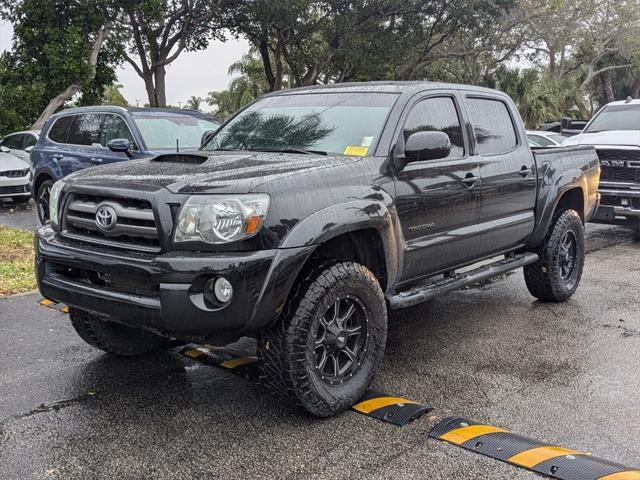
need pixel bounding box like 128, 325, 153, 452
202, 92, 398, 156
131, 112, 218, 150
584, 104, 640, 133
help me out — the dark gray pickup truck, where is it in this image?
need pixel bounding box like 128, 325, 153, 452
36, 82, 600, 416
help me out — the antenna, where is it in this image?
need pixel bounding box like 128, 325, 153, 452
176, 138, 179, 152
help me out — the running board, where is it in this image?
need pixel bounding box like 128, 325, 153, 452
387, 252, 539, 309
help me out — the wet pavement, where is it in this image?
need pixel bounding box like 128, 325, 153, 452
0, 199, 39, 230
0, 225, 638, 479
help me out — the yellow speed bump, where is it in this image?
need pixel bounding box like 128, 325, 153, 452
351, 390, 431, 426
430, 417, 640, 480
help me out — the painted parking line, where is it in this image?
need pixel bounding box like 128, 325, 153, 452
430, 417, 640, 480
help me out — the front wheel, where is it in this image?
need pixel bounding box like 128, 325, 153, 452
70, 308, 168, 356
258, 262, 387, 417
36, 179, 53, 224
524, 209, 585, 302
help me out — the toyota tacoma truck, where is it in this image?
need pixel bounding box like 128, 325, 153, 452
36, 82, 600, 417
563, 97, 640, 238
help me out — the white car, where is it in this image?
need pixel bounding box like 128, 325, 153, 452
563, 98, 640, 235
0, 148, 31, 204
526, 130, 566, 147
0, 130, 40, 163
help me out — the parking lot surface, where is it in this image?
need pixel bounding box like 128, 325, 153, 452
0, 223, 638, 479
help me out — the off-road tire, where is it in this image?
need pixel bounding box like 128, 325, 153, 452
69, 308, 168, 356
36, 179, 53, 224
258, 262, 387, 417
524, 209, 585, 302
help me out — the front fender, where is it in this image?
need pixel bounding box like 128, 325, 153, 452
279, 199, 400, 285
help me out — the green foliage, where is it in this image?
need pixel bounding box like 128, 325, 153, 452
103, 83, 129, 107
184, 96, 203, 111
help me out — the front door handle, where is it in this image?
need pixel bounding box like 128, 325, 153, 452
90, 157, 103, 163
461, 174, 479, 188
519, 166, 532, 177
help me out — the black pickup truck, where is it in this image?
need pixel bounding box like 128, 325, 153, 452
36, 82, 600, 416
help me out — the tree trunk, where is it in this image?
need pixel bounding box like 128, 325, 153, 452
258, 38, 277, 92
632, 78, 640, 99
600, 73, 615, 103
153, 66, 167, 107
32, 22, 112, 129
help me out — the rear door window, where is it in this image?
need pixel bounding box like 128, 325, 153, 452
67, 113, 104, 146
24, 134, 37, 148
48, 116, 74, 143
466, 98, 518, 155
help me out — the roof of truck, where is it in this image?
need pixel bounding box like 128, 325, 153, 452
265, 81, 508, 97
605, 98, 640, 106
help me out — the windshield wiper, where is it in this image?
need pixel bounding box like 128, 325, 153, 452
251, 147, 328, 156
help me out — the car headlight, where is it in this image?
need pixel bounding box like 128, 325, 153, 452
49, 180, 65, 227
174, 194, 270, 244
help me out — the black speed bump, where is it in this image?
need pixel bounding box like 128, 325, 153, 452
39, 299, 69, 314
179, 344, 259, 380
430, 417, 640, 480
351, 389, 432, 426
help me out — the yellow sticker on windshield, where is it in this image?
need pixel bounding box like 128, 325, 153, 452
344, 146, 369, 157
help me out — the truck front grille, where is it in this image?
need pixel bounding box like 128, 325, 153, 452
0, 185, 29, 194
598, 149, 640, 183
601, 195, 640, 209
61, 193, 161, 252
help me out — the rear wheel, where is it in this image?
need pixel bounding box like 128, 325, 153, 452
36, 179, 53, 224
258, 262, 387, 417
524, 209, 585, 302
69, 308, 168, 356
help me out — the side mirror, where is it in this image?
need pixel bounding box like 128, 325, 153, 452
405, 131, 451, 163
0, 146, 10, 153
107, 138, 133, 158
25, 146, 34, 153
201, 129, 215, 148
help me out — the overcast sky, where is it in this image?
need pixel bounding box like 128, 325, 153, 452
0, 20, 250, 109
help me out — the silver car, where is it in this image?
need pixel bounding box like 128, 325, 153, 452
0, 130, 40, 163
0, 148, 31, 203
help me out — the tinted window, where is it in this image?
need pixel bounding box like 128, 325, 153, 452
467, 98, 518, 155
100, 114, 135, 147
1, 134, 24, 149
529, 134, 554, 146
67, 113, 103, 146
48, 116, 74, 143
24, 134, 37, 148
403, 97, 464, 158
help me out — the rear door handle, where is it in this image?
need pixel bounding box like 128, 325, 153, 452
461, 174, 479, 188
52, 154, 63, 160
90, 157, 103, 163
519, 166, 532, 177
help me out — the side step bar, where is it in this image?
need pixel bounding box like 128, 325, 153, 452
387, 252, 539, 309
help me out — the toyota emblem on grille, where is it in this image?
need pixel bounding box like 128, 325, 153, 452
95, 205, 117, 231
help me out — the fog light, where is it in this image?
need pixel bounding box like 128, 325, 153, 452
213, 277, 233, 303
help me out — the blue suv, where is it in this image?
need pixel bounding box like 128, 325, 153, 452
31, 106, 220, 223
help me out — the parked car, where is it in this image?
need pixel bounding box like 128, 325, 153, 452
31, 106, 220, 223
563, 97, 640, 238
36, 82, 599, 417
526, 130, 565, 147
0, 130, 40, 163
0, 148, 31, 203
540, 119, 588, 136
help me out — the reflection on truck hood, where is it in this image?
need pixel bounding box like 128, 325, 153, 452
563, 130, 640, 147
64, 151, 362, 194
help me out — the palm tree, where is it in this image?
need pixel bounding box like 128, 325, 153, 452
184, 96, 203, 111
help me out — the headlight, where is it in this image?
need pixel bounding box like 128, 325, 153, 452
174, 194, 270, 244
49, 180, 65, 227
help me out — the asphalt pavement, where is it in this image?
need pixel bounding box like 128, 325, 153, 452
0, 215, 638, 479
0, 199, 39, 230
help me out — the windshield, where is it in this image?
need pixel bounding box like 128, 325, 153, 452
584, 104, 640, 133
202, 92, 398, 156
132, 112, 218, 150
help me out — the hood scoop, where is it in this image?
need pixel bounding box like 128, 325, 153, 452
152, 153, 209, 164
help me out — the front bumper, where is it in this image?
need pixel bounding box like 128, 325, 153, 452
36, 226, 312, 338
591, 184, 640, 225
0, 175, 30, 198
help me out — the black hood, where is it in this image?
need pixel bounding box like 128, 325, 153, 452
64, 151, 362, 194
